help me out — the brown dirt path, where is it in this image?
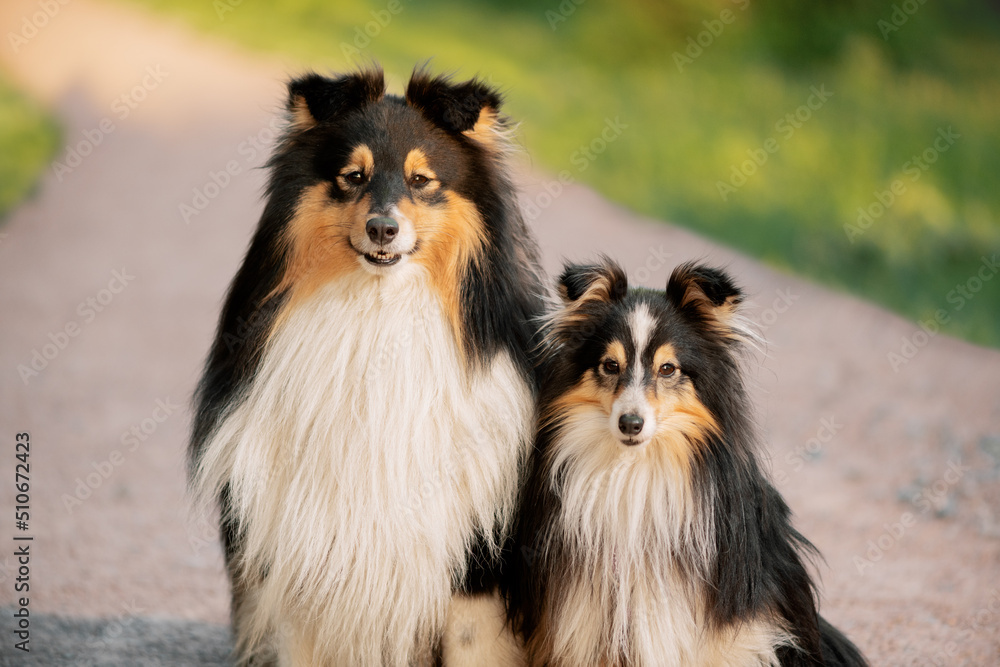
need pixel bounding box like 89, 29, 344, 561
0, 1, 998, 664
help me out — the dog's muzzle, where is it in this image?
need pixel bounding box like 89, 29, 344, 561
363, 216, 402, 265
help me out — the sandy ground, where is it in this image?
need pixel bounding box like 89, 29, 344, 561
0, 1, 998, 664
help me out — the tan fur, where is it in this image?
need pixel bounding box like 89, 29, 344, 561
560, 269, 618, 308
655, 381, 719, 441
462, 107, 501, 150
678, 276, 755, 344
602, 341, 626, 368
405, 192, 486, 348
288, 94, 316, 132
651, 342, 677, 371
272, 172, 486, 351
542, 371, 608, 427
647, 345, 719, 472
340, 144, 375, 180
539, 265, 624, 353
271, 182, 364, 311
404, 148, 438, 184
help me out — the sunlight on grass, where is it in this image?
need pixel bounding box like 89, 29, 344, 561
117, 0, 1000, 347
0, 73, 58, 219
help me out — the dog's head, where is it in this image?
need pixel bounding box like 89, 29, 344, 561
271, 67, 509, 300
542, 259, 750, 456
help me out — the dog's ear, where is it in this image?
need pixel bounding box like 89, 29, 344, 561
666, 262, 744, 334
540, 259, 627, 353
558, 260, 628, 305
287, 69, 386, 130
405, 69, 504, 146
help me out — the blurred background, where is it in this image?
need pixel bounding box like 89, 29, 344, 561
2, 1, 999, 664
4, 0, 999, 345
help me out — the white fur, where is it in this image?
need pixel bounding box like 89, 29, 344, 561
195, 264, 533, 666
349, 203, 419, 277
542, 406, 790, 666
442, 592, 525, 667
604, 304, 655, 444
608, 379, 657, 444
628, 302, 656, 358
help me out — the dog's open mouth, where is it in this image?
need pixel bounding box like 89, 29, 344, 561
349, 238, 419, 268
363, 250, 401, 266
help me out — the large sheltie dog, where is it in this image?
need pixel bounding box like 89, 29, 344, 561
506, 260, 866, 666
190, 67, 543, 666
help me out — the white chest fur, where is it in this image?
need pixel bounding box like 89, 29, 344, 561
542, 420, 789, 667
196, 266, 534, 666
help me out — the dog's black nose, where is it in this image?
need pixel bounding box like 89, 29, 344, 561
618, 414, 644, 436
366, 217, 398, 245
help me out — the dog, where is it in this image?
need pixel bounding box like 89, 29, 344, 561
506, 259, 867, 666
190, 66, 543, 666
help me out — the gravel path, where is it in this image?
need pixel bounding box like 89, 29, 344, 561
1, 1, 998, 664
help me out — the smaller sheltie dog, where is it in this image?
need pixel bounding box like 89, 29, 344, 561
507, 259, 867, 666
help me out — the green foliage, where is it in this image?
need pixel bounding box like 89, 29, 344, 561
0, 73, 59, 219
118, 0, 1000, 346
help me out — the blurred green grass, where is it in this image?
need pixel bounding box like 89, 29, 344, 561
0, 72, 59, 219
120, 0, 1000, 347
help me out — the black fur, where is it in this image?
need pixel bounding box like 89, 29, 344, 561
405, 68, 502, 134
287, 69, 386, 124
558, 260, 628, 303
505, 259, 866, 666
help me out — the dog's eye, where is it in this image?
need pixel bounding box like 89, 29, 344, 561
658, 362, 677, 378
411, 174, 431, 188
601, 359, 620, 375
344, 171, 366, 186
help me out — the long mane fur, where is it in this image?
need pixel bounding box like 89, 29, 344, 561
189, 67, 545, 665
506, 261, 865, 666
